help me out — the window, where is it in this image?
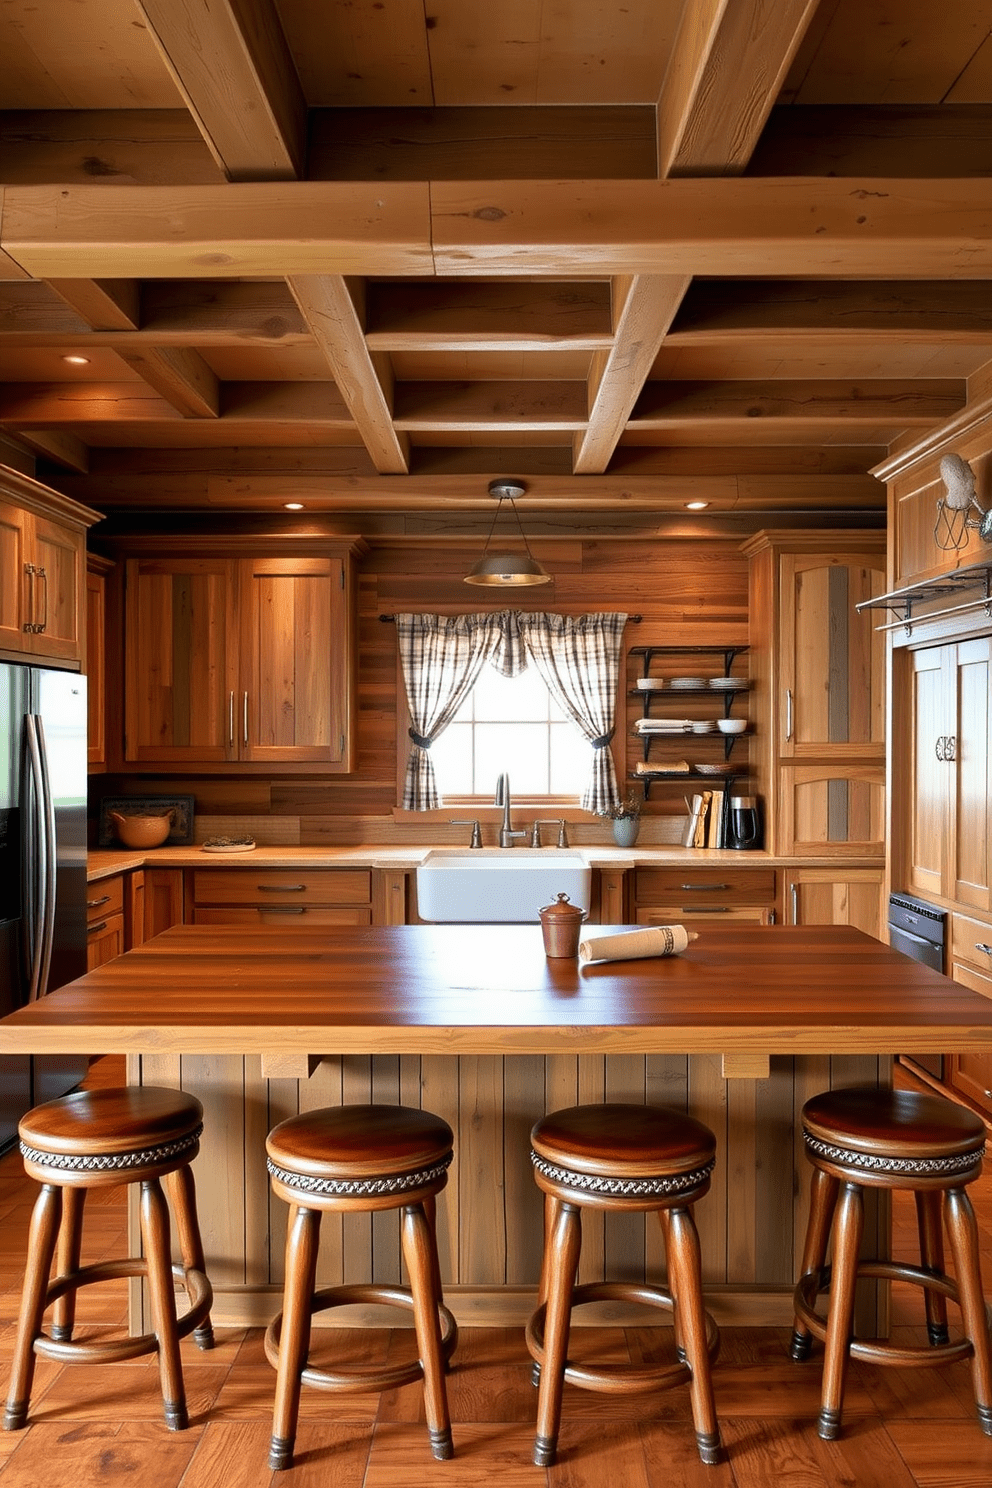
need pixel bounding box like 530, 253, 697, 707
429, 663, 592, 798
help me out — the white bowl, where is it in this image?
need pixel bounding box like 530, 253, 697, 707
716, 718, 747, 734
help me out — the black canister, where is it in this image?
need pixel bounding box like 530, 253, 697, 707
727, 795, 762, 850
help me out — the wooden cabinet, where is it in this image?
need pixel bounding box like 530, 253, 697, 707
782, 867, 885, 940
945, 911, 992, 1112
190, 867, 373, 926
0, 470, 99, 667
907, 638, 991, 912
743, 531, 886, 858
123, 540, 362, 770
86, 554, 113, 768
86, 874, 124, 969
632, 865, 777, 927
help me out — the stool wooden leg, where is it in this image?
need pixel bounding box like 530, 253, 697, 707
658, 1209, 686, 1363
164, 1165, 215, 1350
532, 1195, 563, 1386
666, 1204, 720, 1465
944, 1186, 992, 1436
3, 1183, 62, 1431
401, 1202, 454, 1461
533, 1200, 582, 1468
791, 1167, 840, 1361
139, 1178, 188, 1431
915, 1190, 949, 1346
818, 1180, 863, 1440
270, 1204, 320, 1471
50, 1186, 85, 1343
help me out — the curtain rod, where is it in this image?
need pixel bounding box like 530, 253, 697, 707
378, 613, 642, 623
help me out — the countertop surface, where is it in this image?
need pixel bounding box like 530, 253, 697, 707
86, 845, 866, 881
2, 922, 985, 1058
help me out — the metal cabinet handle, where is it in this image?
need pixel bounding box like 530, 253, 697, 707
935, 736, 945, 760
229, 690, 235, 747
680, 882, 729, 891
23, 564, 36, 632
680, 906, 729, 914
791, 883, 798, 924
976, 943, 992, 957
785, 688, 793, 743
258, 884, 306, 892
35, 566, 48, 632
243, 691, 249, 746
945, 734, 956, 761
88, 920, 108, 935
259, 906, 306, 914
87, 895, 110, 909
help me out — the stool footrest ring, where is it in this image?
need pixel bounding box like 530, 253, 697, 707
32, 1260, 212, 1365
794, 1261, 976, 1369
526, 1281, 719, 1395
264, 1282, 457, 1394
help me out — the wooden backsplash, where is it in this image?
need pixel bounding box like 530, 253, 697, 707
90, 534, 749, 844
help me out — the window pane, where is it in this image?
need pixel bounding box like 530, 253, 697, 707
473, 664, 549, 722
431, 722, 473, 794
476, 723, 549, 794
550, 722, 591, 795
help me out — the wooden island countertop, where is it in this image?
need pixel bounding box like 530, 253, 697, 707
2, 922, 989, 1060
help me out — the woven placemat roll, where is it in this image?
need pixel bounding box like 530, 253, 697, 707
578, 925, 697, 963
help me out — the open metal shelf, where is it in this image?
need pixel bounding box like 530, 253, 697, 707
855, 557, 992, 634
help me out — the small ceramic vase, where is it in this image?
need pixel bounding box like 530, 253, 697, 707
612, 815, 640, 848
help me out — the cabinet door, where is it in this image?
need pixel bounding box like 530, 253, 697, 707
87, 913, 124, 969
952, 638, 991, 912
239, 556, 347, 765
779, 764, 885, 857
125, 558, 237, 762
908, 646, 950, 900
784, 867, 884, 939
142, 869, 185, 940
779, 553, 885, 759
27, 512, 85, 663
0, 501, 29, 654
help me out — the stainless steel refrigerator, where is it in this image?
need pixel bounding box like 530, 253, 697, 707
0, 662, 89, 1154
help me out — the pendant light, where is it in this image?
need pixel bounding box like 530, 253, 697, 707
463, 480, 552, 586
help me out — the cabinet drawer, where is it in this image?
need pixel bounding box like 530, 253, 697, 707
87, 911, 124, 968
636, 905, 773, 928
191, 869, 372, 906
86, 875, 124, 922
635, 867, 776, 906
193, 906, 372, 927
951, 960, 992, 1001
951, 913, 992, 979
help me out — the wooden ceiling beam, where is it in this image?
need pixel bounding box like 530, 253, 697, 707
3, 429, 89, 473
631, 378, 965, 428
573, 274, 691, 474
429, 178, 992, 277
112, 346, 219, 419
669, 279, 992, 341
657, 0, 819, 177
0, 184, 433, 279
365, 281, 612, 350
44, 279, 140, 331
287, 276, 409, 474
393, 381, 587, 432
0, 383, 181, 424
134, 0, 306, 181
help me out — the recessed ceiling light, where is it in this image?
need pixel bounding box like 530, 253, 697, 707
284, 502, 304, 510
62, 354, 90, 366
685, 501, 710, 511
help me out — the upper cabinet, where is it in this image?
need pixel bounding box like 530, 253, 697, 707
0, 468, 101, 668
122, 538, 365, 771
743, 531, 887, 859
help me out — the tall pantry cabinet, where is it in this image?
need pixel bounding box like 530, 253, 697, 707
742, 531, 887, 937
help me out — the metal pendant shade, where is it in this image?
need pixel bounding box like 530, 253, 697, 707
464, 480, 552, 586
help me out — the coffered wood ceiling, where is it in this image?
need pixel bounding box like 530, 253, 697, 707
1, 0, 992, 522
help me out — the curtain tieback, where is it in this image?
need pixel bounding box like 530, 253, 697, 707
408, 728, 433, 750
591, 729, 615, 749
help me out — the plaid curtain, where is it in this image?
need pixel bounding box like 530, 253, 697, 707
514, 612, 627, 814
396, 612, 503, 809
397, 611, 627, 813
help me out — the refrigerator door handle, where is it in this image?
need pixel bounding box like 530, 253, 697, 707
24, 714, 47, 1000
33, 714, 58, 1001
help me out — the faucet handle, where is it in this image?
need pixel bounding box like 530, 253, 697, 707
450, 818, 483, 848
556, 819, 569, 848
532, 819, 567, 848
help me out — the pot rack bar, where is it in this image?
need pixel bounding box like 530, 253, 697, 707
855, 557, 992, 636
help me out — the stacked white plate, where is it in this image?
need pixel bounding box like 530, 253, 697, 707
709, 677, 749, 690
690, 720, 716, 733
635, 677, 666, 690
670, 677, 706, 689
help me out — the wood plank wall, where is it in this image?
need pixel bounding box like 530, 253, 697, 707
95, 534, 750, 844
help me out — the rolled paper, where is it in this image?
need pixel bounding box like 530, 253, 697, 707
578, 925, 698, 964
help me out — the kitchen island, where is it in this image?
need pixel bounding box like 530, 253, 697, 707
3, 921, 989, 1332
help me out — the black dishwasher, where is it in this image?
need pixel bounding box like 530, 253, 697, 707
888, 892, 947, 1080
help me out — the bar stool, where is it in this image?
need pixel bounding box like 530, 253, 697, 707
791, 1085, 992, 1440
3, 1086, 214, 1434
526, 1102, 721, 1468
265, 1103, 458, 1471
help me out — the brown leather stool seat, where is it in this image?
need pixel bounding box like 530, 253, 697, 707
791, 1085, 992, 1440
2, 1086, 214, 1434
526, 1102, 721, 1468
265, 1103, 457, 1471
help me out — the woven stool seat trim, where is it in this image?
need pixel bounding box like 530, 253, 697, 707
19, 1125, 203, 1173
530, 1151, 715, 1197
267, 1151, 452, 1198
803, 1132, 984, 1177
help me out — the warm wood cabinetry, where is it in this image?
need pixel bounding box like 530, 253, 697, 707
190, 867, 373, 926
782, 866, 885, 940
86, 873, 124, 969
120, 538, 364, 771
0, 469, 100, 667
632, 865, 777, 928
